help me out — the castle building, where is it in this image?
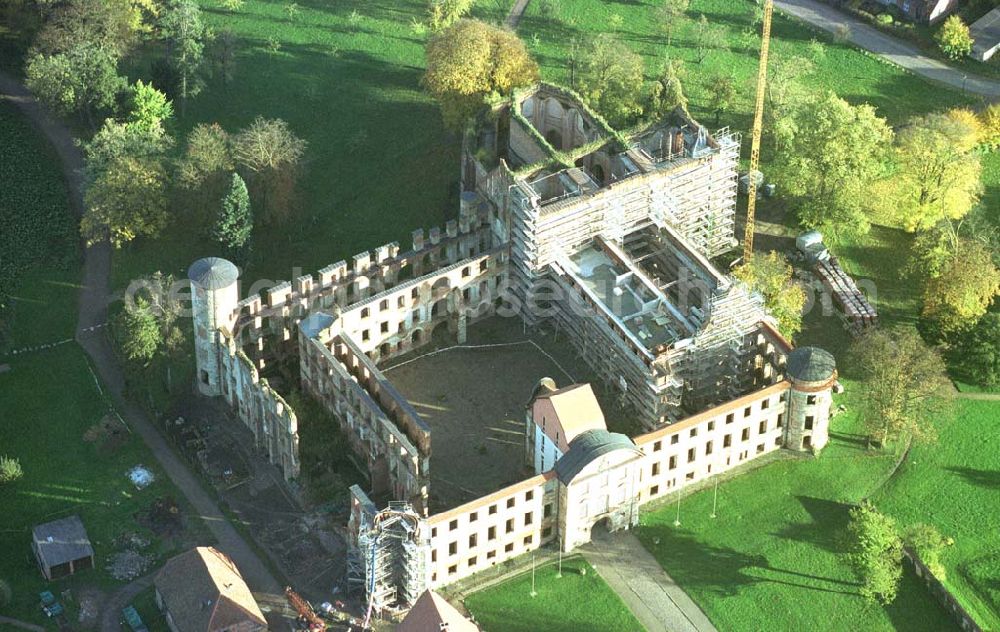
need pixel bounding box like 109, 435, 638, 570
187, 83, 838, 620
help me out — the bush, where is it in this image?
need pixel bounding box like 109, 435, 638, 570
876, 13, 893, 25
0, 455, 23, 484
935, 15, 973, 60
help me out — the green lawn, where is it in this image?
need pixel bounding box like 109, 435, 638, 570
636, 388, 959, 631
0, 103, 209, 627
464, 557, 644, 632
0, 345, 209, 626
518, 0, 973, 131
873, 398, 1000, 629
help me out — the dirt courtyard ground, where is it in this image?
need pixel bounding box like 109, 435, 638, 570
383, 316, 586, 513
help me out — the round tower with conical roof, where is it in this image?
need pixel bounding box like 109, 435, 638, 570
188, 257, 240, 397
784, 346, 837, 454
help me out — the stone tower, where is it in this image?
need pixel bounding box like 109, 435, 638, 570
784, 346, 837, 453
188, 257, 240, 397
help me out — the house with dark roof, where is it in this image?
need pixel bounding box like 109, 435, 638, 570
154, 547, 266, 632
32, 515, 95, 580
971, 7, 1000, 60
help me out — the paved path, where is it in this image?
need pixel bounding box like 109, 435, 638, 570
582, 530, 717, 632
956, 390, 1000, 400
774, 0, 1000, 99
506, 0, 531, 28
0, 616, 45, 632
99, 575, 155, 632
0, 71, 290, 629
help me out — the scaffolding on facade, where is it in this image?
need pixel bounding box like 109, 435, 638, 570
352, 501, 428, 626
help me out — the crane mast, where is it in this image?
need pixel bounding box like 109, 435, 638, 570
743, 0, 774, 263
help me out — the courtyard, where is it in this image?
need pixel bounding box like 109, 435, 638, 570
383, 315, 582, 513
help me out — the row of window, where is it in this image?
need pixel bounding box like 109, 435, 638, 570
356, 261, 493, 320
646, 438, 783, 496
431, 490, 542, 539
434, 527, 554, 581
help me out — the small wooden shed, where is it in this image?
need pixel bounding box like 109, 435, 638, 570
32, 515, 95, 580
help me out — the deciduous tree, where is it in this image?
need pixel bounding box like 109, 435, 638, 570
848, 502, 903, 605
423, 19, 538, 129
849, 328, 953, 448
127, 80, 173, 134
692, 14, 728, 64
25, 42, 126, 126
922, 240, 1000, 335
705, 72, 735, 125
81, 156, 169, 247
232, 117, 307, 222
904, 523, 948, 579
656, 0, 690, 46
881, 111, 982, 232
428, 0, 474, 30
577, 34, 645, 126
948, 312, 1000, 388
733, 251, 806, 339
775, 92, 892, 237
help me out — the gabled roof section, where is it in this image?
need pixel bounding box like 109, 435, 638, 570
532, 383, 607, 452
554, 429, 640, 484
32, 515, 93, 566
396, 590, 480, 632
154, 547, 266, 632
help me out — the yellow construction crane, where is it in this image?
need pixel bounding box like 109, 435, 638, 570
743, 0, 774, 263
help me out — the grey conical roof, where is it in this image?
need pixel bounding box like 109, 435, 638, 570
188, 257, 239, 290
786, 346, 836, 382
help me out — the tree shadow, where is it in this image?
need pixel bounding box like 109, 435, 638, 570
772, 495, 852, 554
829, 430, 869, 449
946, 466, 1000, 489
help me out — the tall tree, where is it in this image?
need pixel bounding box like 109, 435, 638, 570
649, 58, 688, 118
427, 0, 474, 30
881, 111, 982, 232
733, 251, 806, 339
656, 0, 690, 46
214, 173, 252, 252
692, 14, 728, 64
848, 502, 903, 605
775, 92, 892, 237
212, 28, 238, 89
25, 42, 126, 126
577, 34, 646, 127
159, 0, 207, 113
948, 312, 1000, 388
705, 72, 735, 125
84, 117, 173, 182
31, 0, 138, 57
849, 328, 953, 448
177, 122, 234, 225
922, 240, 1000, 336
232, 117, 307, 223
81, 156, 169, 247
423, 19, 538, 129
127, 80, 173, 134
115, 296, 161, 363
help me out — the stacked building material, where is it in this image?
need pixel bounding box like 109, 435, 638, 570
815, 258, 877, 335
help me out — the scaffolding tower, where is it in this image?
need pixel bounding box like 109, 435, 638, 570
349, 494, 429, 624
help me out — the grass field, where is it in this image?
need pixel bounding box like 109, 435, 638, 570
873, 399, 1000, 628
464, 557, 644, 632
636, 387, 959, 631
0, 103, 209, 627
